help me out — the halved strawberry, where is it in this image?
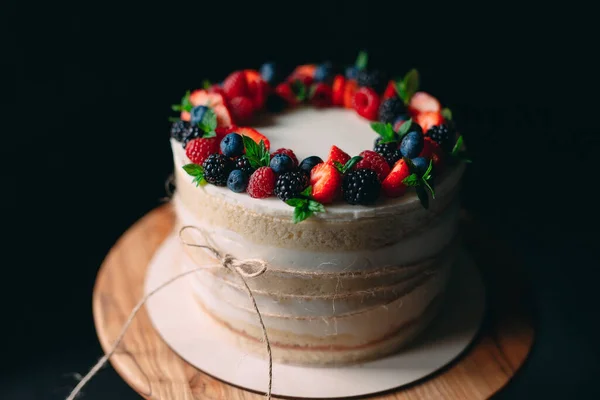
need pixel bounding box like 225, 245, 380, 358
310, 162, 342, 204
327, 145, 350, 166
235, 127, 271, 150
343, 79, 358, 109
408, 91, 441, 115
213, 104, 233, 127
222, 71, 249, 100
381, 158, 411, 198
229, 96, 255, 125
415, 111, 444, 133
180, 110, 191, 122
331, 75, 345, 106
244, 69, 269, 109
355, 150, 391, 181
383, 80, 397, 100
289, 64, 316, 80
189, 89, 225, 107
275, 82, 301, 106
419, 137, 445, 173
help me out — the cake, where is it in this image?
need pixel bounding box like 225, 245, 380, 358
168, 55, 469, 366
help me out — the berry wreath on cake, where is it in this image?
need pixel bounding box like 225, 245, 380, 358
169, 52, 471, 365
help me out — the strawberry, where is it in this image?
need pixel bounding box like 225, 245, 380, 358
212, 104, 233, 127
309, 83, 333, 108
291, 74, 314, 87
343, 79, 358, 109
247, 167, 277, 198
352, 87, 381, 121
271, 148, 298, 166
408, 91, 441, 115
189, 89, 225, 107
332, 75, 346, 106
381, 158, 411, 198
291, 64, 317, 79
222, 71, 249, 100
208, 84, 226, 97
215, 125, 236, 141
310, 162, 342, 204
327, 145, 350, 166
415, 111, 444, 133
383, 80, 397, 100
185, 137, 219, 165
235, 127, 271, 150
355, 150, 391, 181
275, 82, 301, 106
180, 110, 191, 122
419, 137, 445, 172
244, 69, 269, 109
229, 96, 255, 125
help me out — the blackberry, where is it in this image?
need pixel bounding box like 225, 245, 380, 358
374, 141, 402, 167
427, 124, 454, 152
342, 169, 381, 205
202, 154, 233, 186
378, 97, 406, 124
234, 156, 255, 176
265, 93, 287, 113
170, 120, 190, 142
274, 171, 308, 201
356, 69, 388, 93
181, 124, 203, 148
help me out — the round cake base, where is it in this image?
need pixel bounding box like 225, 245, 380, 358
93, 204, 534, 399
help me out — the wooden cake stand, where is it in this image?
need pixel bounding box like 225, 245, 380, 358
93, 204, 534, 399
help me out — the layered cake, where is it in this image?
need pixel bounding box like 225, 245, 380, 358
168, 54, 469, 365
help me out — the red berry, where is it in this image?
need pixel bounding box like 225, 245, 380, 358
355, 150, 391, 181
343, 79, 358, 109
332, 75, 346, 106
383, 80, 397, 100
180, 110, 190, 122
415, 111, 444, 133
247, 167, 277, 198
381, 158, 411, 198
275, 82, 300, 106
352, 87, 381, 120
309, 83, 333, 108
290, 64, 317, 79
310, 162, 342, 204
408, 91, 441, 115
244, 69, 269, 110
327, 145, 350, 166
271, 148, 298, 166
222, 71, 249, 100
235, 127, 271, 150
208, 85, 226, 97
419, 137, 445, 173
185, 138, 219, 165
187, 90, 232, 127
229, 96, 255, 125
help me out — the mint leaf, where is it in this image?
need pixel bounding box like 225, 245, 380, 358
402, 173, 420, 187
172, 90, 193, 113
343, 156, 363, 173
300, 185, 312, 197
403, 69, 419, 103
451, 135, 464, 156
293, 207, 312, 224
202, 80, 212, 90
243, 136, 270, 169
333, 161, 345, 173
182, 163, 206, 186
441, 107, 453, 121
198, 108, 217, 136
416, 186, 429, 209
395, 81, 407, 104
370, 122, 388, 136
286, 198, 307, 208
423, 178, 435, 199
308, 200, 325, 213
290, 80, 307, 102
397, 118, 413, 138
423, 159, 434, 180
168, 117, 180, 122
403, 157, 417, 173
370, 122, 397, 143
355, 51, 368, 71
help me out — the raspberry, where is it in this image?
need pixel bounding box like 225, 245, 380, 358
229, 96, 254, 125
247, 167, 277, 198
309, 83, 333, 108
185, 138, 219, 165
354, 150, 391, 181
202, 154, 233, 186
378, 96, 406, 124
271, 148, 298, 167
352, 87, 381, 121
342, 169, 381, 205
274, 171, 308, 201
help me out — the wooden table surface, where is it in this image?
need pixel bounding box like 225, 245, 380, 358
92, 204, 534, 399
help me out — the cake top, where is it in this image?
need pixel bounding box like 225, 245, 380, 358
169, 52, 470, 223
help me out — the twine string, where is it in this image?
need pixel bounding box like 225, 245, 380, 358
66, 225, 272, 400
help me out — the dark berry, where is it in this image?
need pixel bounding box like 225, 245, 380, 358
274, 171, 308, 201
345, 66, 358, 80
397, 120, 423, 135
202, 154, 233, 186
411, 157, 430, 176
342, 169, 381, 205
170, 120, 190, 142
227, 169, 248, 193
235, 155, 255, 176
356, 69, 388, 93
190, 105, 209, 125
314, 62, 333, 83
181, 124, 203, 148
299, 156, 323, 175
378, 97, 406, 124
427, 124, 454, 152
393, 114, 411, 132
220, 133, 244, 157
270, 153, 295, 174
265, 93, 287, 113
400, 131, 424, 159
374, 141, 402, 167
260, 62, 278, 84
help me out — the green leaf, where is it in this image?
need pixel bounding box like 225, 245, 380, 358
403, 156, 417, 173
415, 186, 429, 210
293, 207, 313, 224
182, 163, 203, 176
402, 173, 420, 187
308, 200, 325, 213
171, 105, 182, 112
242, 136, 271, 169
355, 51, 368, 71
202, 80, 212, 90
423, 159, 434, 179
301, 185, 312, 197
370, 122, 397, 143
397, 118, 413, 138
290, 80, 307, 101
192, 174, 207, 187
395, 81, 407, 103
198, 108, 217, 135
403, 69, 419, 103
422, 178, 435, 199
171, 90, 193, 113
343, 156, 363, 173
286, 198, 307, 208
333, 161, 345, 173
451, 135, 464, 156
370, 122, 387, 136
168, 117, 180, 122
441, 107, 453, 121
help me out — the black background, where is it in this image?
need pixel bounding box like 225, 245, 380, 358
2, 2, 599, 399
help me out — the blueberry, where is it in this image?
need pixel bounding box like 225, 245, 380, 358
299, 156, 323, 175
227, 170, 248, 193
345, 66, 358, 80
220, 133, 244, 157
270, 153, 294, 174
400, 131, 424, 158
314, 62, 333, 82
260, 62, 278, 84
190, 105, 209, 125
411, 157, 429, 175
